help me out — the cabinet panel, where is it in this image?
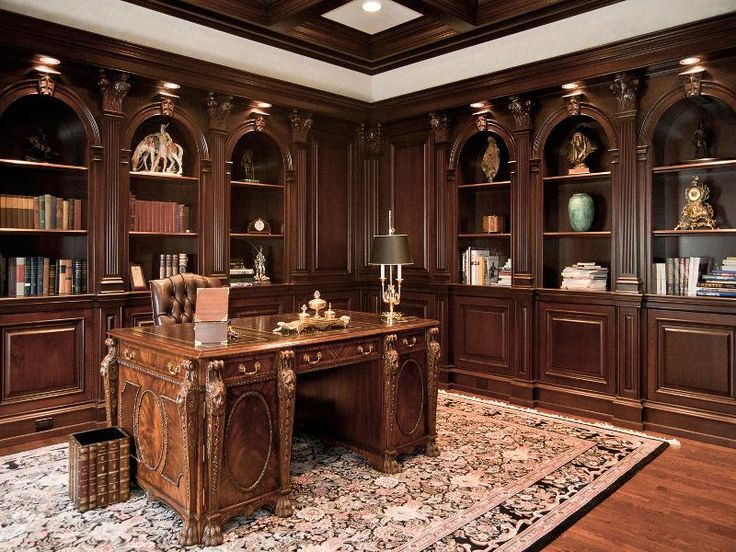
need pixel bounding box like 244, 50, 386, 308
647, 309, 736, 414
538, 301, 615, 394
230, 292, 292, 318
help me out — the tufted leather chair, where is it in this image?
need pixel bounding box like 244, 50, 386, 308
150, 273, 222, 326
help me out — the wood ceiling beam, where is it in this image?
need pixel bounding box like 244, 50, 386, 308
266, 0, 348, 32
392, 0, 477, 32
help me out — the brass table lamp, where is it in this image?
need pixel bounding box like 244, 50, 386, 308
369, 211, 413, 325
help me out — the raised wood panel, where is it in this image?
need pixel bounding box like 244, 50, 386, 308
452, 295, 514, 377
648, 310, 736, 415
230, 293, 292, 318
538, 302, 615, 394
397, 288, 435, 319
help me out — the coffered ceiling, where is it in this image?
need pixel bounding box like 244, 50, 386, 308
119, 0, 625, 73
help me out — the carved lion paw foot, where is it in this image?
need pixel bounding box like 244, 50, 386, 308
178, 521, 198, 546
383, 456, 401, 474
202, 519, 223, 546
426, 440, 440, 457
275, 495, 294, 517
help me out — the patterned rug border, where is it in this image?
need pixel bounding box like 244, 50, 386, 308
441, 390, 681, 447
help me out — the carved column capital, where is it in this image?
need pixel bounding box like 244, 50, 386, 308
206, 92, 233, 131
429, 111, 449, 143
610, 72, 640, 113
98, 70, 130, 113
290, 109, 313, 144
37, 74, 55, 96
563, 92, 583, 117
356, 123, 384, 155
508, 96, 533, 130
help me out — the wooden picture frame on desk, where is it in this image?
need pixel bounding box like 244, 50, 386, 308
130, 263, 147, 291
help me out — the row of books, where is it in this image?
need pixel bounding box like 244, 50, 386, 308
696, 257, 736, 298
229, 259, 256, 287
497, 259, 512, 287
651, 257, 708, 296
561, 262, 608, 291
158, 253, 189, 279
0, 194, 83, 230
2, 257, 87, 297
130, 196, 191, 233
460, 247, 505, 286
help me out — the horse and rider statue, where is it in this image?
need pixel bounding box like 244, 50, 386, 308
131, 123, 184, 175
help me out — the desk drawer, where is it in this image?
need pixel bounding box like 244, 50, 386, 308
396, 331, 425, 355
296, 338, 380, 373
118, 343, 189, 379
223, 355, 276, 382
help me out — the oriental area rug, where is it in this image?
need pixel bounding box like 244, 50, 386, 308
0, 392, 668, 551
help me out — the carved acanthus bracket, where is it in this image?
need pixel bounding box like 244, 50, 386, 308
475, 114, 487, 132
203, 359, 225, 546
37, 74, 55, 96
100, 337, 119, 426
159, 92, 176, 117
356, 123, 384, 155
206, 92, 233, 131
563, 92, 583, 117
682, 71, 704, 98
508, 96, 533, 130
276, 350, 296, 517
254, 115, 266, 132
290, 109, 313, 144
425, 328, 441, 457
175, 359, 198, 546
429, 111, 449, 143
98, 69, 130, 113
610, 73, 640, 113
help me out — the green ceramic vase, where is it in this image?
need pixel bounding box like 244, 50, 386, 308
568, 193, 594, 232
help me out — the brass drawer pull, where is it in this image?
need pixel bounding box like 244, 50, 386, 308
166, 361, 181, 376
303, 352, 322, 365
123, 348, 136, 360
238, 361, 261, 376
402, 337, 417, 348
357, 345, 374, 356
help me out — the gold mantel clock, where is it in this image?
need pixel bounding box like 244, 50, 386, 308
675, 176, 716, 230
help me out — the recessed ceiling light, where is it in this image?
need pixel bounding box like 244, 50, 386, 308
679, 65, 706, 75
158, 90, 179, 98
256, 101, 272, 109
470, 102, 485, 108
162, 82, 180, 90
561, 82, 579, 90
252, 109, 270, 116
362, 1, 382, 13
679, 56, 701, 66
34, 65, 60, 75
38, 56, 60, 66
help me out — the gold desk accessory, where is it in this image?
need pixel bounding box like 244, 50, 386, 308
273, 292, 350, 334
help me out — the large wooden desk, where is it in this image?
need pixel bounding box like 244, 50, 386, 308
101, 311, 440, 545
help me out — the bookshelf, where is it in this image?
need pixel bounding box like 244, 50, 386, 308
541, 115, 612, 290
0, 93, 89, 297
127, 115, 200, 284
455, 128, 513, 286
228, 129, 286, 284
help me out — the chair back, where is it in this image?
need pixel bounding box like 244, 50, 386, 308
149, 273, 222, 326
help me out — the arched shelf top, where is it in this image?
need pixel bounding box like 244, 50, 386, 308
639, 81, 736, 146
0, 80, 101, 159
449, 118, 516, 168
532, 103, 617, 160
225, 119, 293, 174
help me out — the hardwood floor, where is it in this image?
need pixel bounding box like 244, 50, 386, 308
547, 436, 736, 551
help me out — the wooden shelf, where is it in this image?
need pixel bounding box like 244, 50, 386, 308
129, 231, 198, 237
231, 180, 284, 189
0, 228, 86, 235
458, 233, 510, 238
544, 231, 611, 238
543, 171, 611, 183
458, 180, 511, 190
130, 172, 198, 183
0, 158, 87, 172
652, 229, 736, 236
652, 158, 736, 174
230, 232, 284, 239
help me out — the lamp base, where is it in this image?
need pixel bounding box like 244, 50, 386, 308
380, 311, 405, 325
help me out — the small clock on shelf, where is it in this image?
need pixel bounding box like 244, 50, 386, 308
247, 217, 271, 234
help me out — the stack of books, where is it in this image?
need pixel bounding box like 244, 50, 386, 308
158, 253, 188, 278
0, 194, 83, 230
652, 257, 709, 296
229, 259, 256, 287
561, 262, 608, 291
2, 256, 86, 297
460, 247, 501, 286
696, 257, 736, 298
496, 259, 512, 287
130, 196, 191, 233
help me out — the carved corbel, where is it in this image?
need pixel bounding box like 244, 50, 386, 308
37, 74, 55, 96
681, 70, 704, 98
99, 337, 119, 426
610, 72, 640, 113
276, 350, 296, 517
429, 111, 449, 143
159, 92, 177, 117
475, 114, 487, 132
203, 359, 225, 546
98, 70, 130, 113
206, 92, 233, 131
425, 328, 441, 457
562, 91, 583, 117
255, 115, 267, 132
175, 360, 198, 546
508, 96, 533, 130
356, 123, 384, 155
382, 334, 400, 474
290, 109, 313, 144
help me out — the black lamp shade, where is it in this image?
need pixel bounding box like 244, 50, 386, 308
369, 234, 413, 265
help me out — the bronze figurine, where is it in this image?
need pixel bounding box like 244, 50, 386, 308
566, 131, 597, 174
693, 120, 709, 159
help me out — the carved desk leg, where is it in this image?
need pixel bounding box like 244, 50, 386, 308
100, 337, 119, 427
176, 360, 199, 546
382, 335, 401, 474
276, 350, 296, 517
425, 327, 441, 457
203, 360, 225, 546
